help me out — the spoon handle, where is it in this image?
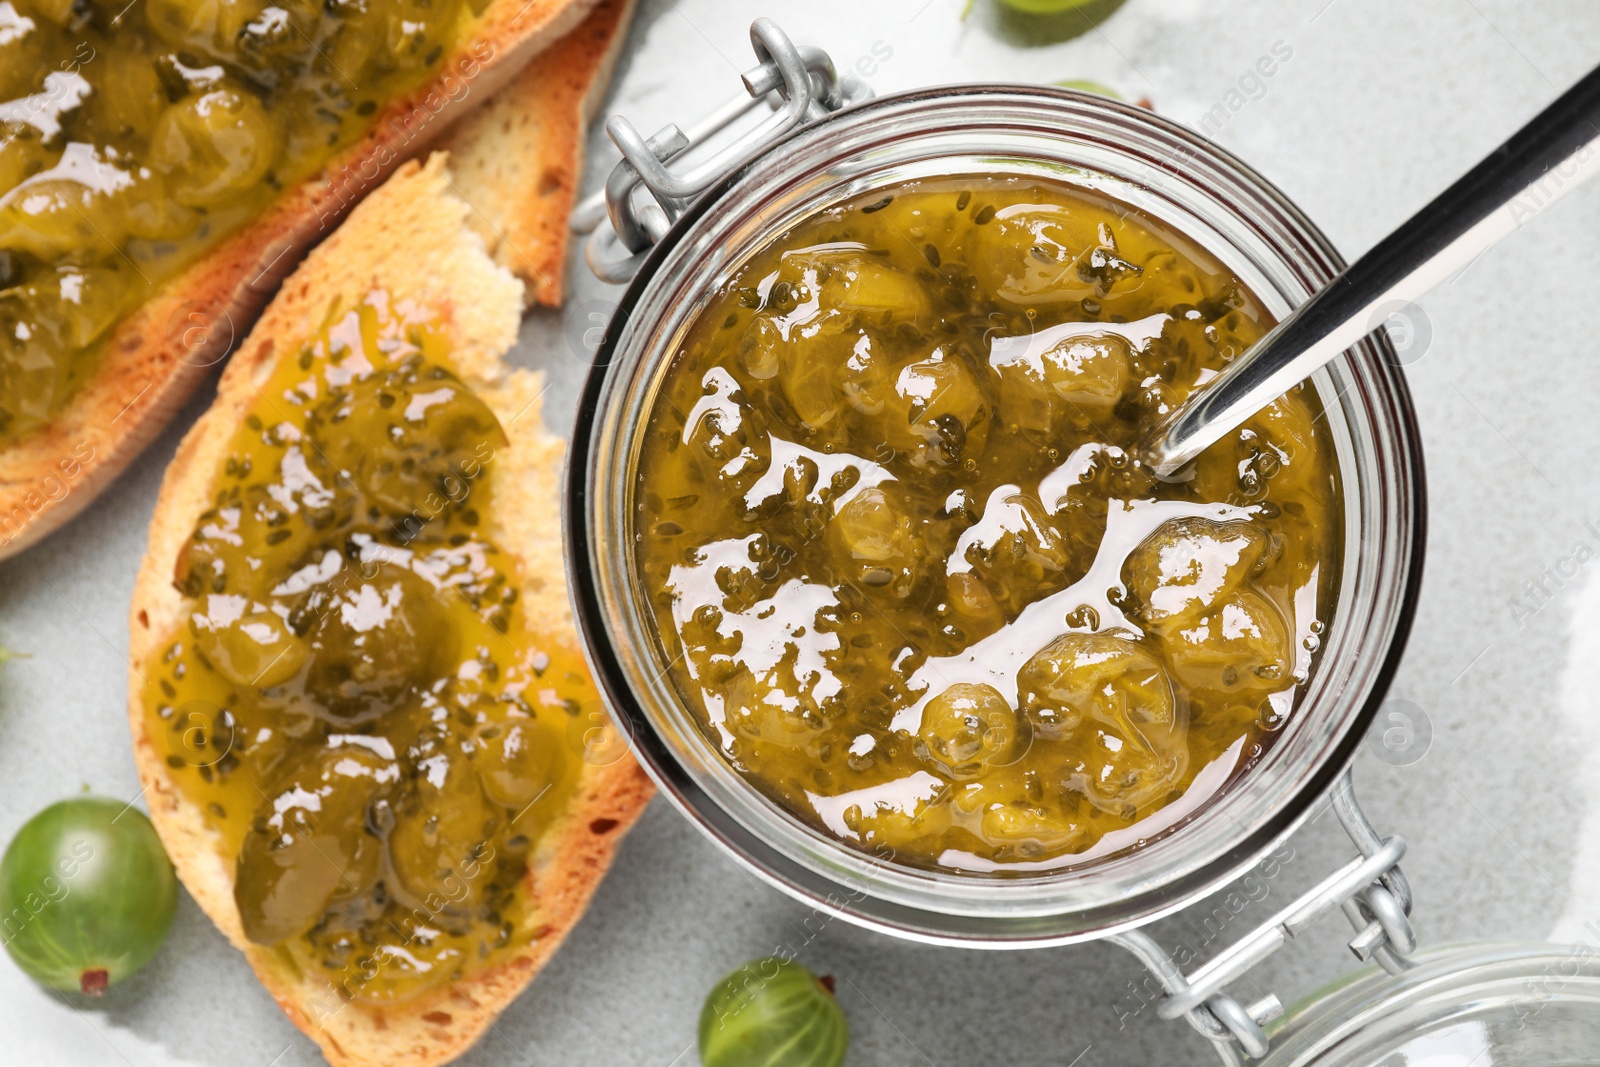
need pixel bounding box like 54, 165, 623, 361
1139, 63, 1600, 477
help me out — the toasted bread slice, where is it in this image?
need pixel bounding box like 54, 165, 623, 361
444, 0, 636, 303
0, 0, 603, 563
126, 153, 653, 1067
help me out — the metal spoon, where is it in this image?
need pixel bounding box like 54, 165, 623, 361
1138, 63, 1600, 477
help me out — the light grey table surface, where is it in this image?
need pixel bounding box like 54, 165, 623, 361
3, 0, 1599, 1063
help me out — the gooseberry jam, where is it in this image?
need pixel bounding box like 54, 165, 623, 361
0, 0, 484, 445
142, 292, 591, 1001
634, 177, 1342, 873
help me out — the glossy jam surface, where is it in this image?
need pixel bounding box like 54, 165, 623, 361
142, 293, 590, 1002
0, 0, 481, 444
635, 178, 1342, 874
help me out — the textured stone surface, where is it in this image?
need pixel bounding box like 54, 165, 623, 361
3, 0, 1598, 1062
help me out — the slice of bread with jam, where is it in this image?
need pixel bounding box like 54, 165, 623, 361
126, 152, 652, 1067
0, 0, 620, 560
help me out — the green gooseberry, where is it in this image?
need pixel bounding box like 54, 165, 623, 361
1000, 0, 1103, 13
1054, 79, 1124, 100
0, 797, 178, 994
698, 957, 849, 1067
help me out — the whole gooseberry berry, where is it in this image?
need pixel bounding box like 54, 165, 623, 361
698, 957, 848, 1067
1054, 79, 1123, 99
0, 798, 178, 994
1000, 0, 1104, 12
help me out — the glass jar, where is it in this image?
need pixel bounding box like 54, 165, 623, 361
568, 81, 1425, 945
1263, 942, 1600, 1065
564, 19, 1456, 1062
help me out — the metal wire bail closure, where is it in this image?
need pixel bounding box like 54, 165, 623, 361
578, 19, 872, 283
1111, 771, 1418, 1063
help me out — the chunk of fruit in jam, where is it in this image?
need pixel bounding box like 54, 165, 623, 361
830, 486, 921, 598
782, 246, 933, 324
981, 800, 1084, 854
953, 486, 1075, 615
476, 717, 570, 813
879, 353, 992, 470
388, 728, 501, 930
303, 564, 456, 726
190, 599, 307, 688
916, 682, 1023, 778
1017, 632, 1177, 740
1161, 590, 1292, 694
950, 773, 1084, 855
966, 208, 1143, 307
234, 744, 394, 946
1123, 517, 1269, 634
1191, 391, 1325, 500
1017, 633, 1188, 815
944, 571, 1006, 644
308, 355, 505, 529
990, 329, 1133, 435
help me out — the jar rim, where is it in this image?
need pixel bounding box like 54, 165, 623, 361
565, 84, 1428, 946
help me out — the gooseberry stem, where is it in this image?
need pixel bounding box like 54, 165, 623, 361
80, 969, 109, 996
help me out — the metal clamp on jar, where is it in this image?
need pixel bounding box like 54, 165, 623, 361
562, 20, 1596, 1066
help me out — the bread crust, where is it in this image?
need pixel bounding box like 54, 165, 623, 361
126, 153, 653, 1067
0, 0, 603, 562
444, 0, 637, 303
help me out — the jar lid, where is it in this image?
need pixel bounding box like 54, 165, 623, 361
1261, 941, 1600, 1066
